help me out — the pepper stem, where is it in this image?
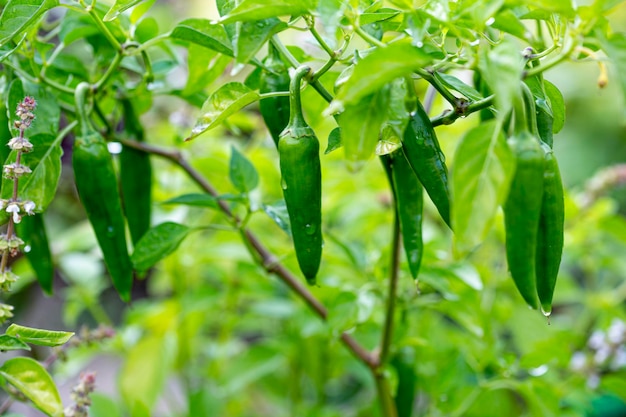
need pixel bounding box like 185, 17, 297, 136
521, 83, 540, 137
288, 66, 312, 128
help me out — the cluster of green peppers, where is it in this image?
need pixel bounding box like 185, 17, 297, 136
503, 83, 564, 314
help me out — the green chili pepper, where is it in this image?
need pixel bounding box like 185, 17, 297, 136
260, 43, 290, 147
278, 66, 322, 284
400, 99, 451, 228
503, 92, 544, 309
72, 82, 133, 301
390, 346, 417, 417
535, 142, 564, 315
382, 149, 424, 280
16, 214, 54, 295
119, 98, 152, 245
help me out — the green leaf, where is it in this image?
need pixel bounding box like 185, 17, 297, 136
599, 32, 626, 108
170, 18, 234, 56
16, 214, 54, 295
0, 357, 62, 417
183, 44, 232, 96
5, 324, 73, 347
187, 82, 260, 140
478, 37, 524, 121
452, 120, 515, 255
491, 9, 529, 40
131, 222, 191, 272
234, 18, 287, 64
219, 0, 315, 24
360, 8, 401, 25
0, 335, 31, 351
436, 73, 484, 101
262, 200, 291, 235
1, 133, 63, 213
338, 86, 390, 164
328, 41, 432, 112
0, 0, 59, 48
229, 146, 259, 193
544, 80, 564, 133
120, 335, 174, 416
325, 126, 342, 154
90, 393, 124, 417
103, 0, 146, 21
317, 0, 345, 49
162, 193, 218, 208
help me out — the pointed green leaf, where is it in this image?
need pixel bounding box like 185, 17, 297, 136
436, 73, 484, 101
170, 18, 234, 56
452, 120, 515, 255
329, 41, 432, 112
325, 127, 342, 154
544, 80, 564, 133
478, 38, 524, 121
234, 18, 287, 64
5, 324, 73, 347
187, 82, 260, 140
103, 0, 146, 21
0, 335, 31, 351
183, 44, 232, 96
220, 0, 315, 24
0, 357, 62, 417
162, 193, 218, 208
131, 222, 191, 272
263, 201, 291, 236
16, 214, 54, 295
338, 86, 390, 164
0, 0, 59, 48
229, 146, 259, 193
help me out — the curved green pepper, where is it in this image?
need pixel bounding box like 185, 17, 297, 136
535, 142, 564, 315
72, 82, 133, 301
382, 149, 424, 280
278, 66, 322, 284
259, 43, 290, 147
400, 99, 451, 228
119, 98, 152, 245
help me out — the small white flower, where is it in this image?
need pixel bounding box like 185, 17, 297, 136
23, 200, 35, 215
570, 351, 587, 371
608, 319, 626, 344
588, 330, 606, 350
6, 203, 20, 224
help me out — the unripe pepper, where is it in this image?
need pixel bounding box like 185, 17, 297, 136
503, 92, 544, 309
382, 149, 424, 280
259, 43, 290, 147
535, 139, 564, 315
278, 66, 322, 284
400, 99, 451, 228
72, 82, 133, 301
119, 98, 152, 245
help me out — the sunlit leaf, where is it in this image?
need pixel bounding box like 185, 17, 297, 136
478, 37, 524, 121
170, 18, 233, 56
544, 80, 564, 133
234, 18, 287, 64
338, 86, 390, 164
328, 41, 432, 113
0, 335, 30, 351
229, 146, 259, 193
220, 0, 315, 24
162, 193, 218, 209
131, 222, 191, 272
5, 324, 73, 347
0, 0, 58, 48
436, 73, 483, 101
187, 82, 260, 140
325, 126, 342, 154
103, 0, 147, 21
452, 120, 515, 255
263, 200, 291, 235
0, 357, 63, 417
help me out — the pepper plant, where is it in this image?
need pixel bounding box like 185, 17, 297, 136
0, 0, 625, 416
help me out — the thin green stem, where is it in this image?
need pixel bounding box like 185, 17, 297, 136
430, 94, 495, 127
259, 91, 290, 99
125, 33, 170, 56
416, 69, 460, 108
374, 372, 399, 417
379, 211, 401, 365
311, 55, 337, 83
94, 53, 123, 91
86, 7, 122, 52
306, 15, 335, 57
353, 24, 386, 48
525, 36, 577, 78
